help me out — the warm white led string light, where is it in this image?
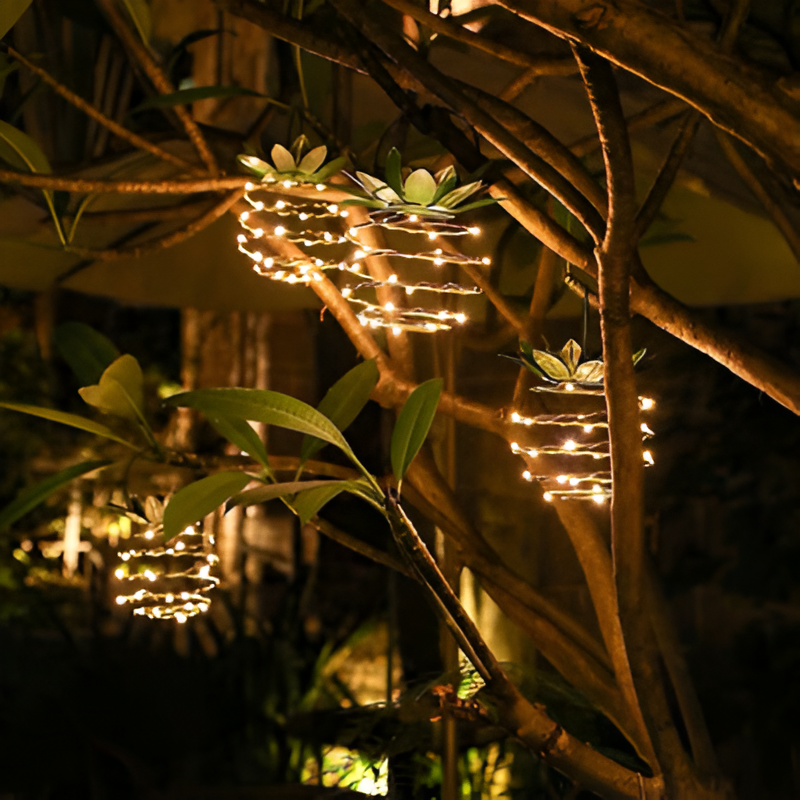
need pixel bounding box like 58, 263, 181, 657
508, 394, 656, 504
236, 177, 490, 333
114, 525, 219, 622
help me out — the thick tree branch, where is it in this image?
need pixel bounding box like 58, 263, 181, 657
0, 172, 251, 194
496, 0, 800, 185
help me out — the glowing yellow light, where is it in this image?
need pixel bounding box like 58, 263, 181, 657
353, 250, 365, 259
543, 492, 553, 502
510, 442, 520, 452
252, 228, 264, 238
425, 322, 438, 331
240, 211, 250, 222
482, 257, 491, 265
564, 440, 577, 451
468, 226, 480, 235
274, 226, 286, 236
237, 234, 246, 243
283, 180, 293, 188
592, 494, 605, 505
175, 612, 187, 624
252, 251, 263, 262
427, 232, 438, 240
115, 596, 125, 605
643, 450, 654, 465
409, 214, 418, 222
592, 484, 603, 494
245, 182, 254, 191
254, 201, 264, 211
405, 287, 415, 295
385, 302, 395, 312
455, 313, 467, 324
144, 570, 156, 582
511, 411, 521, 423
433, 258, 444, 266
392, 326, 401, 336
327, 204, 338, 214
569, 477, 579, 486
556, 475, 568, 484
340, 210, 349, 217
115, 568, 124, 579
144, 530, 154, 540
120, 552, 130, 561
316, 183, 325, 191
529, 449, 539, 457
565, 383, 575, 392
641, 423, 655, 435
165, 594, 174, 604
522, 470, 532, 480
342, 287, 352, 298
584, 424, 593, 433
388, 274, 398, 283
298, 212, 309, 221
640, 397, 655, 410
275, 200, 286, 209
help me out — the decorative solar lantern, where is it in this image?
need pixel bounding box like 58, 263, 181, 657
236, 136, 351, 286
113, 498, 219, 622
507, 340, 655, 503
339, 148, 493, 334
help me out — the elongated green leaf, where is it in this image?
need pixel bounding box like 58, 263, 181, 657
209, 415, 270, 469
384, 147, 404, 199
230, 479, 346, 509
432, 165, 458, 203
298, 145, 327, 174
292, 484, 349, 525
119, 0, 151, 43
437, 181, 482, 209
0, 401, 136, 448
271, 143, 296, 172
165, 388, 360, 466
311, 156, 348, 183
300, 358, 378, 464
166, 28, 222, 75
0, 0, 32, 40
132, 85, 262, 112
54, 322, 119, 386
390, 379, 443, 483
0, 459, 111, 533
163, 471, 251, 542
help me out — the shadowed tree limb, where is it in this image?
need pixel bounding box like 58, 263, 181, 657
95, 0, 220, 176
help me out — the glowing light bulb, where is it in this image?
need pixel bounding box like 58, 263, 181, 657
115, 568, 125, 579
324, 231, 333, 242
165, 594, 174, 604
254, 201, 264, 211
144, 530, 154, 540
240, 211, 250, 221
385, 302, 395, 312
388, 274, 398, 283
592, 484, 603, 494
524, 418, 533, 426
641, 423, 655, 435
275, 200, 286, 209
643, 450, 654, 466
274, 226, 286, 236
522, 470, 532, 481
455, 313, 467, 324
405, 287, 415, 295
529, 449, 539, 458
327, 204, 338, 214
584, 424, 593, 433
115, 596, 125, 605
353, 250, 365, 260
482, 257, 491, 265
244, 182, 254, 191
316, 183, 325, 191
145, 570, 156, 582
569, 477, 579, 486
510, 442, 520, 452
592, 494, 605, 505
342, 287, 352, 298
564, 440, 577, 451
237, 234, 246, 243
543, 492, 553, 502
556, 475, 568, 484
409, 214, 418, 222
392, 326, 401, 336
511, 412, 521, 423
427, 232, 438, 240
468, 226, 480, 235
175, 612, 187, 624
283, 180, 293, 188
253, 228, 264, 238
340, 210, 349, 217
565, 383, 575, 392
640, 397, 655, 410
425, 323, 438, 331
252, 251, 263, 262
120, 552, 130, 562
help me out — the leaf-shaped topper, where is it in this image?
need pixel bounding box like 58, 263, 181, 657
237, 135, 347, 185
345, 148, 496, 218
515, 339, 646, 387
78, 354, 145, 421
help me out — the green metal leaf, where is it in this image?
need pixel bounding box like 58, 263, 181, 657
54, 322, 119, 386
0, 459, 111, 534
209, 415, 270, 470
403, 169, 437, 205
390, 378, 443, 484
162, 471, 252, 542
531, 350, 571, 381
132, 85, 262, 112
298, 145, 327, 174
78, 354, 144, 422
384, 147, 404, 199
0, 401, 136, 448
271, 143, 296, 172
300, 358, 379, 464
0, 0, 32, 40
165, 388, 363, 469
436, 181, 482, 209
119, 0, 151, 44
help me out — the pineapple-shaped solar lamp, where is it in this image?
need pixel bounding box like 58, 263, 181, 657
236, 136, 352, 286
506, 340, 655, 502
339, 148, 493, 333
113, 497, 219, 622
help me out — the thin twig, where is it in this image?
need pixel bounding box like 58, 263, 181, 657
6, 46, 200, 175
634, 110, 701, 242
95, 0, 220, 176
62, 190, 243, 261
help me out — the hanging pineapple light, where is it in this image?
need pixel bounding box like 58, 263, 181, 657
236, 136, 353, 286
113, 498, 219, 622
506, 340, 655, 503
340, 148, 493, 333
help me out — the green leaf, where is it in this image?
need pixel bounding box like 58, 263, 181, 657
162, 471, 251, 542
271, 143, 296, 172
165, 388, 362, 468
54, 322, 119, 386
432, 165, 458, 203
632, 347, 647, 366
445, 197, 498, 215
292, 483, 349, 525
311, 155, 348, 183
531, 350, 571, 381
384, 147, 404, 199
300, 358, 379, 464
119, 0, 151, 44
0, 0, 32, 40
0, 401, 136, 448
403, 169, 437, 205
230, 479, 346, 509
238, 154, 272, 177
78, 354, 144, 422
437, 181, 482, 209
390, 378, 443, 483
209, 415, 270, 470
298, 145, 327, 174
132, 84, 262, 112
0, 459, 111, 534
